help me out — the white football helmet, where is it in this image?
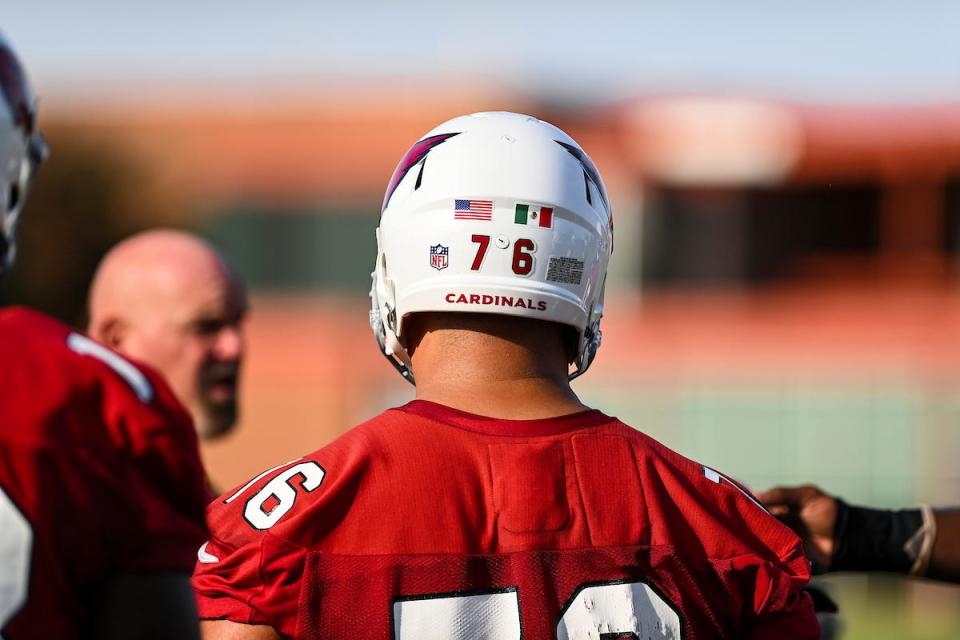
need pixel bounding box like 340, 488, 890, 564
0, 32, 46, 279
371, 112, 613, 384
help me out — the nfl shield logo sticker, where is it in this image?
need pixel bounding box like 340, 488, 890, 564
430, 244, 449, 271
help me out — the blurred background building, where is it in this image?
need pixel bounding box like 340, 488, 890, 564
5, 2, 960, 637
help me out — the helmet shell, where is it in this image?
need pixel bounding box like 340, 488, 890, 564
0, 32, 45, 277
371, 112, 613, 383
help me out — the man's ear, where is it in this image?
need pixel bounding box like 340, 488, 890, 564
90, 317, 126, 350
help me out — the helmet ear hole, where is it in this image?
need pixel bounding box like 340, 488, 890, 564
8, 184, 19, 212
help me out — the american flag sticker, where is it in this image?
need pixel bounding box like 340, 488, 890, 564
454, 199, 494, 221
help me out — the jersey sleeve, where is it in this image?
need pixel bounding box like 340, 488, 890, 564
191, 525, 270, 625
639, 438, 819, 639
192, 459, 315, 633
731, 534, 819, 639
694, 466, 820, 639
92, 346, 211, 574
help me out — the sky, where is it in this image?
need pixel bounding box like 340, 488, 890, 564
5, 1, 960, 104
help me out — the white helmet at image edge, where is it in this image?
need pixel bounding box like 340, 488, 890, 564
0, 31, 47, 279
370, 112, 613, 384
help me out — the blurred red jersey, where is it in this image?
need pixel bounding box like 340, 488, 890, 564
194, 400, 818, 639
0, 307, 209, 639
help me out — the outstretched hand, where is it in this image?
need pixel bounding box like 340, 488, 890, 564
758, 485, 838, 572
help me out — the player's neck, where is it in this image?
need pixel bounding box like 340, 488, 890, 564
408, 316, 587, 420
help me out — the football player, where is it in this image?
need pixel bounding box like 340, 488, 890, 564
194, 112, 819, 639
88, 229, 248, 441
0, 33, 208, 639
760, 484, 960, 582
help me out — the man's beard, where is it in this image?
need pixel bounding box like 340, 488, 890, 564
197, 399, 238, 440
197, 362, 241, 439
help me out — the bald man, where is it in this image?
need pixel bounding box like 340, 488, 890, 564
88, 230, 248, 440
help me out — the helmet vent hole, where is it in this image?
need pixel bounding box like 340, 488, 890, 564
7, 184, 19, 212
414, 159, 426, 190
582, 170, 592, 206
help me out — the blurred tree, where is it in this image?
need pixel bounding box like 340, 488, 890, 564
0, 126, 186, 326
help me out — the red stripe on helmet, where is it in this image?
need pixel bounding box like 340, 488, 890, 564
382, 132, 460, 211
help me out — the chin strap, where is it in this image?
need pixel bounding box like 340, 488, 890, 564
569, 323, 601, 382
382, 350, 415, 386
369, 305, 416, 386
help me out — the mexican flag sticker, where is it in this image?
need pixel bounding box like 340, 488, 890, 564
515, 203, 553, 228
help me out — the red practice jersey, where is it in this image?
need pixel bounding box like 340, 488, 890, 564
195, 400, 818, 639
0, 307, 209, 639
